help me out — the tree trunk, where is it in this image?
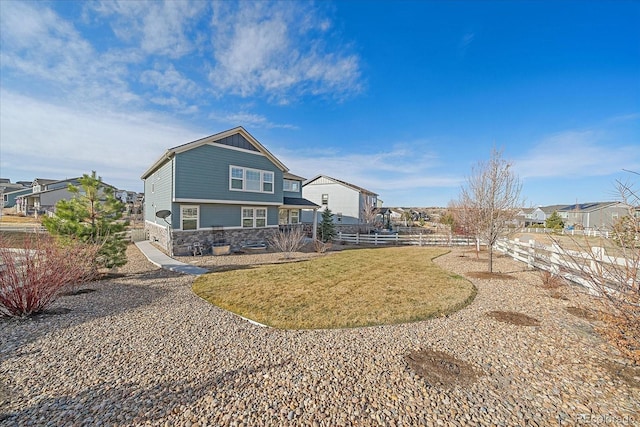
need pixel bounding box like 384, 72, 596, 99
488, 245, 493, 273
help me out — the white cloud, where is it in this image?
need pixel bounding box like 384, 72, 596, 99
276, 145, 462, 197
208, 1, 362, 102
89, 0, 206, 58
209, 111, 296, 130
0, 1, 140, 107
515, 129, 640, 179
0, 90, 203, 191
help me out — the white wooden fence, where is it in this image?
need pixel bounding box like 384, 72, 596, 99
336, 232, 477, 247
522, 227, 611, 239
495, 238, 637, 294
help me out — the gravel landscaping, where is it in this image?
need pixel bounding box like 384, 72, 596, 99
1, 245, 638, 426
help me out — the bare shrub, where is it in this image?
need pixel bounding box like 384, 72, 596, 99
539, 270, 564, 290
313, 239, 332, 253
268, 226, 306, 259
547, 176, 639, 364
0, 234, 98, 317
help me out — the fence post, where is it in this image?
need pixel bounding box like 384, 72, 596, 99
528, 239, 535, 270
419, 232, 422, 247
374, 233, 378, 245
356, 233, 360, 245
550, 244, 561, 276
591, 246, 604, 277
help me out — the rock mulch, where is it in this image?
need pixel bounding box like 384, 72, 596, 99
1, 245, 638, 426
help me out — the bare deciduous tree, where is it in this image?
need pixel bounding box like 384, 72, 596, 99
545, 174, 639, 363
447, 199, 481, 256
361, 198, 379, 233
459, 148, 522, 272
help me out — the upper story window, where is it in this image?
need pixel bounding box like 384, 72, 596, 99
283, 180, 299, 192
321, 194, 329, 205
230, 166, 274, 194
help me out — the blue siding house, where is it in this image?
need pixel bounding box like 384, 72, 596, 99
141, 127, 319, 255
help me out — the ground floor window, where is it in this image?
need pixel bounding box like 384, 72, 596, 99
279, 209, 300, 224
243, 207, 267, 228
181, 205, 198, 230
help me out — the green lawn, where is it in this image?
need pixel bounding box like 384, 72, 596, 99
192, 246, 476, 329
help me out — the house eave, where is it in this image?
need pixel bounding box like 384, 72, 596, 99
141, 151, 175, 180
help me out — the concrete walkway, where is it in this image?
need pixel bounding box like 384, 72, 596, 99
134, 241, 209, 276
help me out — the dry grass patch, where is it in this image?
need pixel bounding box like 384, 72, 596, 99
193, 247, 476, 329
405, 348, 482, 387
486, 310, 540, 326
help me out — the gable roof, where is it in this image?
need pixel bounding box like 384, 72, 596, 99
303, 174, 378, 196
32, 178, 57, 186
141, 126, 288, 179
559, 202, 622, 213
537, 204, 569, 215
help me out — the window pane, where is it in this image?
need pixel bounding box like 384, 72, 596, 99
231, 168, 243, 178
291, 210, 299, 224
263, 182, 273, 192
231, 179, 243, 189
243, 208, 254, 218
246, 170, 261, 191
255, 218, 266, 227
256, 208, 266, 218
242, 219, 253, 227
263, 172, 273, 183
183, 219, 197, 230
279, 209, 288, 224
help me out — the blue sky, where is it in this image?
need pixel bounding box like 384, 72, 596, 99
1, 0, 638, 207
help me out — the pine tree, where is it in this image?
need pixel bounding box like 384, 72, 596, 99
545, 211, 564, 231
43, 171, 128, 269
318, 208, 336, 242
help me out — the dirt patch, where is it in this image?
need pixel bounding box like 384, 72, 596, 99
404, 348, 482, 387
566, 306, 599, 321
466, 272, 516, 280
486, 310, 540, 326
600, 360, 640, 388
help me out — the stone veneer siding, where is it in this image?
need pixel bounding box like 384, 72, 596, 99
171, 227, 279, 256
146, 221, 170, 252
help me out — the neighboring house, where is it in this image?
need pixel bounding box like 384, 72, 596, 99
3, 187, 32, 209
15, 178, 69, 215
2, 179, 32, 208
528, 205, 569, 225
15, 177, 117, 217
141, 126, 319, 255
559, 202, 631, 230
515, 207, 536, 227
301, 174, 378, 227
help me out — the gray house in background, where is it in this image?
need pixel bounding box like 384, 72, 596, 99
13, 177, 117, 216
528, 205, 569, 225
559, 202, 631, 230
141, 127, 319, 255
301, 175, 379, 228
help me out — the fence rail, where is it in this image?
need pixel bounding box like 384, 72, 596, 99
495, 237, 637, 294
521, 227, 611, 239
336, 232, 477, 247
0, 225, 47, 233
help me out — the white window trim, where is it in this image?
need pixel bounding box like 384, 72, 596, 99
181, 205, 199, 230
242, 206, 268, 228
229, 165, 275, 194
